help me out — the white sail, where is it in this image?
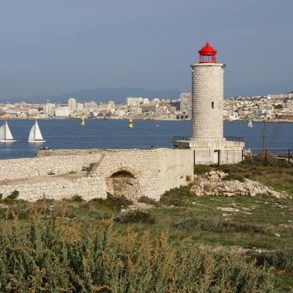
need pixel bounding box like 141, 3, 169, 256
4, 122, 14, 140
0, 124, 4, 140
28, 121, 45, 142
0, 121, 15, 142
248, 119, 253, 128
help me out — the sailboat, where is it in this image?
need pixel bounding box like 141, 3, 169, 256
28, 120, 46, 143
248, 119, 253, 128
0, 121, 16, 143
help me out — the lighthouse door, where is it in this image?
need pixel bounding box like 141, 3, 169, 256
213, 150, 220, 165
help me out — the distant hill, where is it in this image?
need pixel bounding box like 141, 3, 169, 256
1, 87, 183, 104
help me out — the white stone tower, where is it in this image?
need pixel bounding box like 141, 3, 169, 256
191, 42, 224, 141
173, 42, 245, 165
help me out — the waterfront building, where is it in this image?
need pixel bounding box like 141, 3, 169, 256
126, 97, 143, 107
76, 103, 84, 111
179, 93, 192, 112
68, 98, 77, 110
55, 106, 72, 117
44, 102, 55, 116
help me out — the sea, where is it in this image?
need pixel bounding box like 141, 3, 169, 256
0, 119, 292, 160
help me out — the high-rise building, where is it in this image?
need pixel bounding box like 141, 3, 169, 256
68, 97, 77, 110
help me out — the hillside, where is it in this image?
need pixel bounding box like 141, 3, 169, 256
0, 163, 292, 291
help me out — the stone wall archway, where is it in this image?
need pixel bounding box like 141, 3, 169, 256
106, 169, 139, 201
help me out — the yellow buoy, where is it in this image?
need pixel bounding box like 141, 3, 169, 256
81, 115, 86, 126
128, 116, 133, 128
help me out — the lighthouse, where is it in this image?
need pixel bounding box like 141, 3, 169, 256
191, 42, 224, 141
173, 42, 245, 165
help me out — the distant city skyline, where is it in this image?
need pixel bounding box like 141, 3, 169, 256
0, 0, 292, 100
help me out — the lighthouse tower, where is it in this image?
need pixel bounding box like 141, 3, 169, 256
191, 42, 224, 141
173, 42, 244, 165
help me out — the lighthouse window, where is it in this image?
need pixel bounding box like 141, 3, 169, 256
211, 101, 214, 109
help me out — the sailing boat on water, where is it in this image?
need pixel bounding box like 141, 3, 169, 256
0, 121, 16, 143
248, 119, 254, 128
28, 120, 46, 143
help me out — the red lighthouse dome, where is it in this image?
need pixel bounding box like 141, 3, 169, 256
198, 42, 217, 63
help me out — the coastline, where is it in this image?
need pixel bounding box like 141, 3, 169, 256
1, 117, 293, 123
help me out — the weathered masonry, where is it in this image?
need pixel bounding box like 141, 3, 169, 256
173, 42, 245, 165
0, 149, 193, 202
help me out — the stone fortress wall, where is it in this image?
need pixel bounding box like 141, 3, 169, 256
0, 149, 193, 202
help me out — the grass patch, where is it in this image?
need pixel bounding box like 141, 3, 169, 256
173, 217, 267, 234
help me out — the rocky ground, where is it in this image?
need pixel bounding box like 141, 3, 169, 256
191, 170, 287, 198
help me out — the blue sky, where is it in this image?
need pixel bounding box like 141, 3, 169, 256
0, 0, 292, 99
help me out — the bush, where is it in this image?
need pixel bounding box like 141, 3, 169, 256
71, 195, 84, 202
138, 196, 158, 205
89, 193, 132, 212
244, 151, 290, 167
222, 174, 245, 182
114, 209, 155, 224
0, 216, 274, 292
160, 185, 193, 207
194, 165, 212, 175
252, 249, 293, 271
6, 190, 19, 201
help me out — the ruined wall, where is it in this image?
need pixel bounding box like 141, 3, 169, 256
0, 154, 103, 181
0, 149, 193, 202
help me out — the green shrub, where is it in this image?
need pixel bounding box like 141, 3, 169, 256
89, 193, 132, 212
252, 249, 293, 271
0, 193, 3, 200
114, 209, 155, 224
160, 185, 193, 207
194, 165, 212, 175
222, 174, 245, 182
6, 190, 19, 201
138, 196, 158, 205
0, 216, 274, 292
71, 194, 84, 202
244, 151, 291, 167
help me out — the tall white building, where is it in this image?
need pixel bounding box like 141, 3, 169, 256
44, 102, 55, 116
68, 97, 77, 110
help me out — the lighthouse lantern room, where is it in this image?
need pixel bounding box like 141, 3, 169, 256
198, 42, 217, 63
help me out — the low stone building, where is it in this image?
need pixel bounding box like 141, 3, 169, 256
0, 148, 193, 202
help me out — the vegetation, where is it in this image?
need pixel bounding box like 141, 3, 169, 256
114, 209, 155, 224
0, 163, 292, 291
0, 215, 273, 292
6, 190, 19, 201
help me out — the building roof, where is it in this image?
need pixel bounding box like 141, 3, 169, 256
198, 42, 217, 56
